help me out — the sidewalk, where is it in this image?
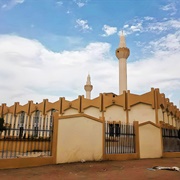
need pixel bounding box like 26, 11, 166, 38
0, 158, 179, 180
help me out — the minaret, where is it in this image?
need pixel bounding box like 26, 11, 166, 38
115, 31, 130, 94
84, 74, 93, 99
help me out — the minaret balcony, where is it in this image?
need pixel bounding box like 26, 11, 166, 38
84, 85, 93, 91
116, 47, 130, 59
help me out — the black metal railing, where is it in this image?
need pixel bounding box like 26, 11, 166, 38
162, 128, 180, 152
0, 116, 53, 159
105, 122, 135, 154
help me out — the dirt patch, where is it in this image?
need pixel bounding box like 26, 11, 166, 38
0, 158, 179, 180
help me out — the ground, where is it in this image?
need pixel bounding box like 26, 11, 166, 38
0, 158, 179, 179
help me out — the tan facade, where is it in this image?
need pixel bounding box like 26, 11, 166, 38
0, 88, 179, 168
0, 88, 180, 128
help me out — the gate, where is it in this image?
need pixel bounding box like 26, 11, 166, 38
162, 127, 180, 152
105, 121, 136, 154
0, 112, 54, 159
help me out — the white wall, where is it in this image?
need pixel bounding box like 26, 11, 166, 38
139, 123, 162, 158
56, 116, 103, 163
104, 105, 126, 122
84, 107, 102, 118
129, 103, 156, 124
63, 108, 79, 116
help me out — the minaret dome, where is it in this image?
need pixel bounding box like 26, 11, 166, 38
116, 31, 130, 59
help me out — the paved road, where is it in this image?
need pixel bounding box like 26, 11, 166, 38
0, 158, 179, 180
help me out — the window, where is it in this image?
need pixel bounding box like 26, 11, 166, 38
109, 123, 121, 137
109, 124, 114, 137
50, 109, 56, 128
34, 110, 40, 137
20, 111, 25, 125
115, 124, 120, 136
19, 112, 25, 138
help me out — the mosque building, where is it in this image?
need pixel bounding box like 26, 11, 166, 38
83, 32, 180, 128
0, 33, 179, 167
1, 32, 180, 129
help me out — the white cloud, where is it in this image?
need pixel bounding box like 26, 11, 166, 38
74, 0, 88, 8
76, 19, 92, 31
14, 0, 24, 3
130, 23, 143, 32
0, 32, 180, 106
122, 18, 180, 35
144, 16, 154, 21
123, 24, 129, 28
128, 31, 180, 105
160, 3, 177, 15
146, 19, 180, 32
56, 1, 63, 6
1, 0, 25, 10
149, 31, 180, 52
0, 35, 114, 105
121, 18, 144, 35
102, 25, 117, 37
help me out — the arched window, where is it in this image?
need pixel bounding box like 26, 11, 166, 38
19, 111, 25, 138
33, 110, 40, 137
50, 109, 56, 128
19, 111, 25, 126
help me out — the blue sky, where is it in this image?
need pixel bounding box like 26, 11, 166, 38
0, 0, 180, 107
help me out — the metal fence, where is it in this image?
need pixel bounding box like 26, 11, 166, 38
0, 112, 53, 159
105, 122, 136, 154
162, 128, 180, 152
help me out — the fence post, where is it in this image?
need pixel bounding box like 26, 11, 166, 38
52, 112, 59, 164
133, 121, 140, 158
160, 124, 164, 155
101, 116, 105, 160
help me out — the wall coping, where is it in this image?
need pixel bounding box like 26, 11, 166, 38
139, 121, 160, 128
58, 113, 103, 123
